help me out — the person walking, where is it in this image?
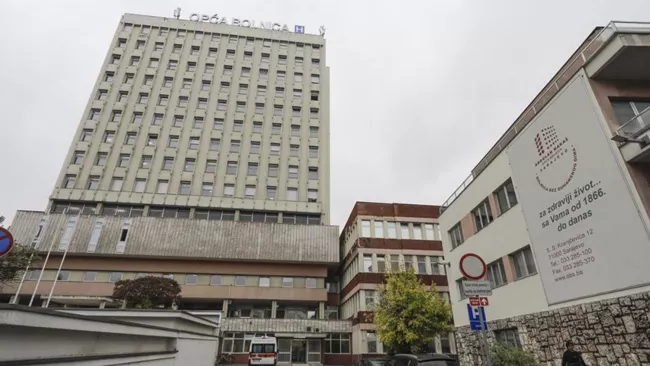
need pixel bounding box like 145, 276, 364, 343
562, 340, 587, 366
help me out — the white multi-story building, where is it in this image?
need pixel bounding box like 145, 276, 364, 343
51, 12, 331, 225
440, 22, 650, 365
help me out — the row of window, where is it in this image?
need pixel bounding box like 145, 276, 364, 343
362, 254, 443, 274
220, 333, 345, 355
121, 23, 323, 51
457, 246, 537, 299
50, 203, 321, 224
360, 220, 438, 240
62, 173, 318, 201
448, 179, 518, 249
26, 270, 322, 288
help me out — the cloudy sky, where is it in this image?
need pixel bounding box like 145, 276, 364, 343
1, 0, 649, 227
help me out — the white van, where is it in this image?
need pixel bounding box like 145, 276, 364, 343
248, 336, 278, 366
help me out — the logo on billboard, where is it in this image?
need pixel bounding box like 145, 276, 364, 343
533, 125, 578, 193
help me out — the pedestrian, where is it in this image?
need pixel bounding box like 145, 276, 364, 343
562, 340, 587, 366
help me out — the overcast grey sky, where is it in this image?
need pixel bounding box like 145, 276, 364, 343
1, 0, 649, 227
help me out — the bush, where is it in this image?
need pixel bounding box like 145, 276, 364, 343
112, 276, 181, 309
491, 342, 537, 366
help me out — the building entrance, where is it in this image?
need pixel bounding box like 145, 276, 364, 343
278, 338, 322, 364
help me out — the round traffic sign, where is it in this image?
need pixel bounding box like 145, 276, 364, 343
459, 253, 487, 280
0, 227, 15, 258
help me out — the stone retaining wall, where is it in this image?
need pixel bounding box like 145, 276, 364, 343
455, 291, 650, 366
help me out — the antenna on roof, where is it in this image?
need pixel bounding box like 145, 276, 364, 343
173, 7, 181, 19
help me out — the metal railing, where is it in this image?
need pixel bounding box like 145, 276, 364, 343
617, 105, 650, 138
440, 21, 650, 210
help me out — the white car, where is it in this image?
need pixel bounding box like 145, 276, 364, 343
249, 336, 278, 366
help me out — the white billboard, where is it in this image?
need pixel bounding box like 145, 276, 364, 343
507, 74, 650, 305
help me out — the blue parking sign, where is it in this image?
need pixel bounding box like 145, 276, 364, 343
467, 304, 488, 331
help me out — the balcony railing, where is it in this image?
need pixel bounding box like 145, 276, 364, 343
617, 105, 650, 139
441, 174, 473, 212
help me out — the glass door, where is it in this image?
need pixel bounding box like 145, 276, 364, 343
307, 339, 321, 363
278, 339, 291, 363
291, 340, 307, 363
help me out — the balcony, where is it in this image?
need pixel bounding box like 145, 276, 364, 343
587, 22, 650, 81
615, 106, 650, 162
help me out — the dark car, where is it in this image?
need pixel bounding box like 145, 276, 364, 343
385, 354, 460, 366
357, 359, 387, 366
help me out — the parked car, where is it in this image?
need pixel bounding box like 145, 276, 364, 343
385, 354, 460, 366
357, 359, 387, 366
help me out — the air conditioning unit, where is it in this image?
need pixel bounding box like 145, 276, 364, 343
306, 326, 312, 332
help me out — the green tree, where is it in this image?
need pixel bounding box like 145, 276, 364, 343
112, 276, 182, 309
0, 244, 40, 288
372, 267, 453, 354
491, 342, 537, 366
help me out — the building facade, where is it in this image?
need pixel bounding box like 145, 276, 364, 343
439, 22, 650, 366
338, 202, 455, 357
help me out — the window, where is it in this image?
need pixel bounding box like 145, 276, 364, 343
233, 120, 243, 132
242, 67, 251, 77
160, 28, 168, 36
178, 29, 186, 37
147, 134, 157, 146
223, 184, 235, 197
425, 224, 436, 240
400, 223, 410, 239
287, 188, 298, 201
310, 126, 319, 138
271, 123, 282, 134
412, 224, 422, 239
95, 90, 107, 102
150, 113, 163, 125
310, 108, 319, 119
288, 166, 299, 179
511, 246, 537, 279
190, 46, 200, 56
366, 332, 378, 353
185, 274, 198, 285
495, 329, 522, 348
377, 255, 386, 272
178, 181, 191, 195
95, 152, 107, 166
168, 135, 179, 148
211, 33, 220, 41
487, 259, 507, 288
184, 158, 195, 172
311, 91, 319, 101
149, 58, 159, 68
308, 167, 318, 180
162, 157, 174, 170
236, 102, 246, 113
308, 189, 318, 202
71, 151, 84, 165
158, 95, 169, 106
103, 131, 115, 143
157, 180, 169, 194
110, 177, 123, 191
235, 275, 246, 286
223, 65, 233, 75
163, 77, 173, 88
226, 161, 238, 174
210, 138, 220, 151
495, 179, 518, 214
83, 271, 98, 282
206, 47, 218, 57
140, 155, 152, 169
202, 80, 211, 91
365, 290, 376, 310
210, 275, 222, 285
308, 146, 319, 158
363, 255, 372, 272
612, 100, 650, 131
430, 256, 442, 275
104, 72, 114, 82
178, 96, 189, 107
182, 78, 192, 89
374, 221, 384, 238
154, 42, 164, 51
386, 222, 397, 238
282, 277, 294, 287
311, 74, 320, 83
266, 186, 277, 200
306, 278, 317, 288
473, 199, 494, 231
273, 105, 283, 116
259, 277, 270, 287
291, 125, 300, 136
449, 223, 464, 248
245, 185, 256, 198
189, 137, 200, 150
173, 115, 184, 127
417, 256, 427, 274
117, 38, 127, 48
239, 84, 249, 95
206, 160, 217, 173
168, 60, 178, 70
118, 154, 130, 167
259, 68, 268, 79
111, 55, 120, 65
109, 272, 123, 283
247, 163, 258, 176
325, 334, 350, 354
194, 117, 204, 129
361, 220, 371, 237
257, 85, 266, 97
275, 87, 285, 98
294, 73, 303, 82
134, 179, 146, 193
295, 57, 304, 66
214, 119, 224, 131
390, 255, 400, 272
218, 99, 227, 111
187, 62, 197, 72
205, 63, 215, 73
201, 182, 214, 196
87, 175, 100, 189
80, 129, 93, 142
268, 164, 279, 177
132, 112, 143, 125
172, 44, 182, 54
293, 89, 303, 100
270, 143, 281, 155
